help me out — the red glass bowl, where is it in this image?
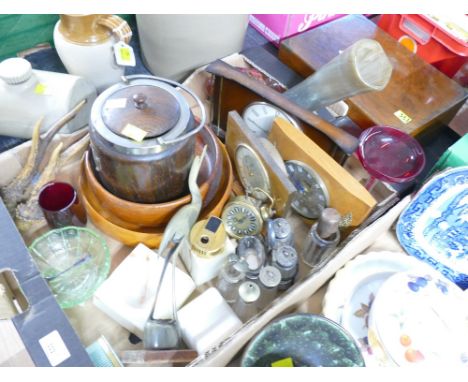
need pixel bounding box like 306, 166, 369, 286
357, 126, 426, 184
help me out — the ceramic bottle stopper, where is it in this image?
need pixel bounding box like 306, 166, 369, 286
257, 265, 281, 310
302, 208, 341, 268
234, 281, 261, 322
271, 245, 299, 291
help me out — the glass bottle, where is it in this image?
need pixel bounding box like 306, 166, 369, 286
271, 245, 298, 291
215, 256, 246, 304
233, 281, 261, 322
302, 208, 341, 268
257, 265, 281, 310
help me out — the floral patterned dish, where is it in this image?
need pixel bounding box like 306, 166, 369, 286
396, 166, 468, 289
322, 251, 429, 365
368, 271, 468, 366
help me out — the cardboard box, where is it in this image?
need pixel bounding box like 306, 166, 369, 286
249, 14, 344, 46
0, 199, 92, 367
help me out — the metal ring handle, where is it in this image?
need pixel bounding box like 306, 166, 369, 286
122, 75, 206, 145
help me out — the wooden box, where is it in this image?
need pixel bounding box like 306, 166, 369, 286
278, 14, 467, 137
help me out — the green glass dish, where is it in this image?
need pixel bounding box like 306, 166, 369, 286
29, 226, 111, 309
241, 313, 365, 367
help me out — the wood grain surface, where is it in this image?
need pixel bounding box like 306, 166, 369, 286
207, 60, 359, 154
225, 111, 297, 216
269, 117, 377, 227
279, 14, 467, 136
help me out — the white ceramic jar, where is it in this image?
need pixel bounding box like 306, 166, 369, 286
53, 14, 132, 93
0, 57, 96, 138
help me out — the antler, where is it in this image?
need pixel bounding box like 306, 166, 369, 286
0, 100, 87, 216
15, 142, 64, 234
0, 118, 43, 214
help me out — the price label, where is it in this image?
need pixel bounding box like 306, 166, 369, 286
271, 357, 294, 367
394, 110, 412, 124
113, 41, 136, 67
34, 83, 51, 95
121, 123, 148, 142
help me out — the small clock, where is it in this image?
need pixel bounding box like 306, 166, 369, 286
285, 160, 330, 219
242, 101, 301, 137
221, 196, 263, 239
235, 143, 271, 202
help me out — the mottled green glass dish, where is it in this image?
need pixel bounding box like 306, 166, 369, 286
29, 226, 110, 309
241, 313, 365, 367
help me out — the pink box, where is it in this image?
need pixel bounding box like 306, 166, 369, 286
249, 14, 346, 46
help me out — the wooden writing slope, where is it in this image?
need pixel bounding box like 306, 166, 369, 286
269, 118, 377, 227
279, 14, 467, 137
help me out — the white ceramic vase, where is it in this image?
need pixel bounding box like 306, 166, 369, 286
136, 14, 249, 81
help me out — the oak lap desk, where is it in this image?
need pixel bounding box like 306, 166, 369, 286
279, 14, 467, 137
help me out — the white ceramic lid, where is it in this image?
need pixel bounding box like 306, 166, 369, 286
0, 57, 33, 84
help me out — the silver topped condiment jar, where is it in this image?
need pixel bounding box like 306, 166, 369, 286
234, 281, 261, 322
257, 265, 281, 310
89, 74, 206, 203
271, 245, 299, 290
266, 218, 294, 252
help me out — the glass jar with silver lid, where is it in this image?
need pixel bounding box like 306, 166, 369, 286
271, 244, 299, 290
257, 265, 281, 310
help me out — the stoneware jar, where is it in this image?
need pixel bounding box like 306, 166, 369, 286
89, 74, 206, 204
54, 14, 132, 92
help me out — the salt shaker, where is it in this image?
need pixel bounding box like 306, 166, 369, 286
233, 281, 261, 322
271, 245, 299, 291
302, 208, 341, 268
257, 265, 281, 310
215, 255, 246, 304
266, 218, 294, 252
236, 236, 266, 280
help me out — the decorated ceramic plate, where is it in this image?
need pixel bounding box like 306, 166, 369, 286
241, 313, 365, 367
368, 271, 468, 366
322, 251, 429, 365
396, 166, 468, 289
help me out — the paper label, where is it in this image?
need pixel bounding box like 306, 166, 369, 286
113, 41, 136, 67
394, 110, 412, 124
271, 357, 294, 367
34, 83, 51, 95
105, 98, 127, 109
121, 123, 148, 142
38, 330, 71, 367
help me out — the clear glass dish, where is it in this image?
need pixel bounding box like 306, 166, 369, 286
29, 226, 111, 309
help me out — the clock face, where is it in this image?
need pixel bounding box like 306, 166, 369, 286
235, 144, 270, 201
221, 200, 263, 239
285, 160, 329, 219
242, 101, 301, 137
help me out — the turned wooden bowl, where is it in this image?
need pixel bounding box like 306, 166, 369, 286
79, 138, 234, 248
83, 125, 221, 229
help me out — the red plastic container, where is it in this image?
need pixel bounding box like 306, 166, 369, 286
378, 14, 468, 78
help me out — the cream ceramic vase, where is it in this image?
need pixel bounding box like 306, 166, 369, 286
54, 14, 132, 93
136, 14, 249, 81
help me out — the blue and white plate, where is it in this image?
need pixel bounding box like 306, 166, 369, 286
396, 166, 468, 290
